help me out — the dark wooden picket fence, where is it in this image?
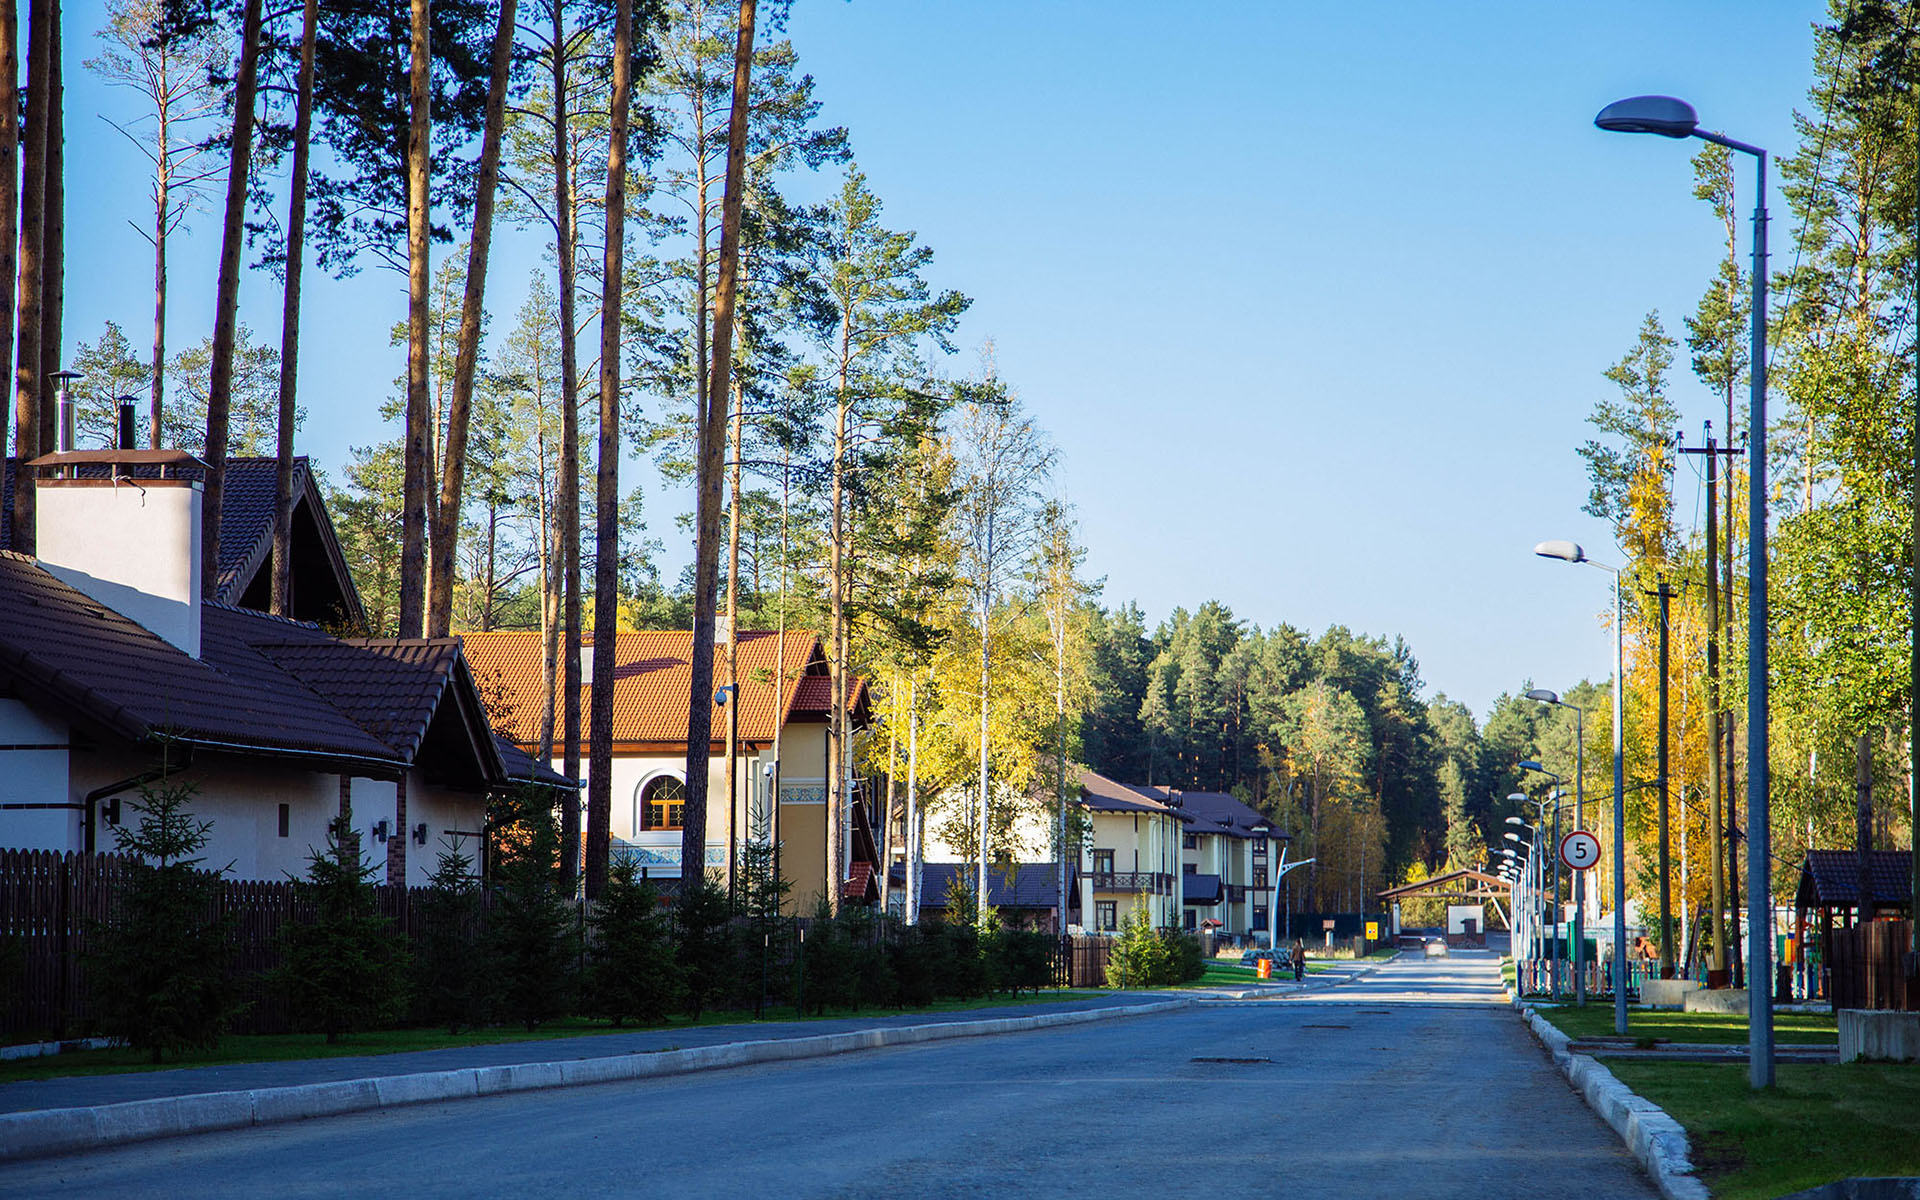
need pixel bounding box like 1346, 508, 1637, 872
1829, 919, 1919, 1012
1057, 936, 1111, 987
0, 848, 423, 1042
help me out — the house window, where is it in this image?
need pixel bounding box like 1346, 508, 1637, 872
277, 804, 289, 838
1253, 835, 1268, 852
1253, 906, 1268, 930
640, 776, 687, 831
1096, 901, 1118, 932
1183, 862, 1197, 875
1182, 833, 1197, 850
1253, 867, 1268, 888
1184, 910, 1196, 931
1092, 849, 1114, 875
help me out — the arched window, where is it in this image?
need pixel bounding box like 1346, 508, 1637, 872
639, 775, 686, 831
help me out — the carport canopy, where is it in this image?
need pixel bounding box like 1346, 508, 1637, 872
1376, 868, 1511, 929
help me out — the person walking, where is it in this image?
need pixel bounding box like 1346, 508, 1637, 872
1291, 938, 1306, 983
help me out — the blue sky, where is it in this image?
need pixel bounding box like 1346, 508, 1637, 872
56, 0, 1824, 718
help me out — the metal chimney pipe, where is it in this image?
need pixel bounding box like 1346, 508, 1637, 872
51, 370, 81, 453
117, 397, 136, 451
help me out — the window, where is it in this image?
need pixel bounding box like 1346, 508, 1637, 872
1183, 862, 1197, 875
1253, 906, 1268, 929
1092, 850, 1114, 875
1253, 835, 1268, 853
1253, 867, 1268, 888
1096, 901, 1118, 932
1183, 910, 1197, 931
1182, 833, 1197, 850
277, 804, 289, 838
639, 776, 687, 831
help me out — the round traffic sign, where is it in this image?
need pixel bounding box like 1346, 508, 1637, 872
1560, 830, 1600, 871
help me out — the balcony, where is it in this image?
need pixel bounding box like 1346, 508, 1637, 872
1089, 871, 1174, 895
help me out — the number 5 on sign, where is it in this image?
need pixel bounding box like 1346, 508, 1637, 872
1559, 830, 1600, 871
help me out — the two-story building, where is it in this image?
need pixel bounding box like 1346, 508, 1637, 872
463, 629, 880, 910
1133, 787, 1277, 941
1075, 768, 1185, 933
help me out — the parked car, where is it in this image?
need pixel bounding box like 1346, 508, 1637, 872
1423, 936, 1449, 958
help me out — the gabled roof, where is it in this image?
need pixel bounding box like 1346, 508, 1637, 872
1375, 868, 1510, 902
1135, 787, 1272, 838
463, 629, 854, 749
2, 455, 364, 627
891, 862, 1075, 911
1076, 768, 1191, 821
1795, 850, 1914, 911
0, 550, 527, 789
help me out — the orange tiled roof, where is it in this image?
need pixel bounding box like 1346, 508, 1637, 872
462, 629, 830, 747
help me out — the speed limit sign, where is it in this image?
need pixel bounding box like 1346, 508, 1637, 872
1560, 830, 1601, 871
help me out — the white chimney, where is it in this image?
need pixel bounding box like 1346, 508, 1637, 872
34, 450, 205, 658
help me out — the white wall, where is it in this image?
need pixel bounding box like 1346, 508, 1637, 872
0, 700, 74, 851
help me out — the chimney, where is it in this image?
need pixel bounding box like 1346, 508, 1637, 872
117, 397, 136, 451
717, 612, 733, 645
33, 449, 206, 658
51, 371, 79, 453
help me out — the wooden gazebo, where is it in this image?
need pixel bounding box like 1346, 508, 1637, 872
1792, 850, 1916, 1010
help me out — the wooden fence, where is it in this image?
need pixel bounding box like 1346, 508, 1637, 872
0, 848, 423, 1042
1057, 936, 1112, 988
1829, 919, 1919, 1012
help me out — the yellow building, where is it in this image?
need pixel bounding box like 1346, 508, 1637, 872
1075, 769, 1184, 932
1134, 787, 1275, 942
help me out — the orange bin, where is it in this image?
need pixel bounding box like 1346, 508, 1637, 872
1257, 958, 1273, 980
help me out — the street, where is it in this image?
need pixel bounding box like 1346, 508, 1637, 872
1, 953, 1656, 1199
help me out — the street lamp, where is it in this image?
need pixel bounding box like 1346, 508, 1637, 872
1531, 544, 1625, 1032
1527, 688, 1599, 1002
1593, 93, 1773, 1085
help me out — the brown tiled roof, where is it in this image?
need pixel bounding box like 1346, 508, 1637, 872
1135, 787, 1271, 838
1076, 768, 1191, 821
1796, 850, 1914, 911
1, 456, 363, 625
0, 551, 537, 789
462, 629, 832, 747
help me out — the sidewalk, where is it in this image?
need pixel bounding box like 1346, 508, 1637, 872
0, 991, 1167, 1116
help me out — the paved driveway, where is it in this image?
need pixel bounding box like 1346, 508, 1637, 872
1, 952, 1656, 1198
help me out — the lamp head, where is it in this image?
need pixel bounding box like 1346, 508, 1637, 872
1595, 95, 1699, 139
1525, 688, 1560, 704
1503, 831, 1521, 842
1507, 791, 1530, 803
1504, 816, 1524, 826
1533, 539, 1586, 564
1518, 760, 1545, 773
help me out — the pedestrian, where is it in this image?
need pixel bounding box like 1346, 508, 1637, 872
1291, 938, 1305, 983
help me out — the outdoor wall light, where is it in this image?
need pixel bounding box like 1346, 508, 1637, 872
371, 819, 389, 843
413, 823, 428, 846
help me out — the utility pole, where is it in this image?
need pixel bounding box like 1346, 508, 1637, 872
1680, 428, 1743, 987
1654, 577, 1677, 979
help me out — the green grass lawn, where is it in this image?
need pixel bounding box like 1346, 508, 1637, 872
1501, 957, 1517, 993
1608, 1060, 1920, 1200
0, 990, 1098, 1085
1538, 1005, 1837, 1046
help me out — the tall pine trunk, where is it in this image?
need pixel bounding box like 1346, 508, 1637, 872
148, 53, 170, 449
271, 0, 318, 616
36, 1, 59, 457
586, 0, 632, 901
682, 0, 756, 891
553, 1, 583, 890
0, 0, 17, 504
11, 0, 48, 554
397, 0, 432, 637
201, 0, 264, 595
723, 378, 741, 890
427, 0, 518, 637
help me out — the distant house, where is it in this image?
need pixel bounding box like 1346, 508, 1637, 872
889, 861, 1078, 931
0, 450, 566, 885
463, 629, 880, 908
1075, 768, 1185, 933
1132, 786, 1276, 940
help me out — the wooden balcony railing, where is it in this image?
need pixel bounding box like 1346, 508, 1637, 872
1088, 871, 1174, 895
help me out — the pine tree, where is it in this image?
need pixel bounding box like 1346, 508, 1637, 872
586, 858, 682, 1026
488, 786, 578, 1030
412, 839, 492, 1033
279, 817, 410, 1043
90, 777, 233, 1062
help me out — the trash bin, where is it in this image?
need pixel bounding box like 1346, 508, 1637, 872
1257, 958, 1273, 980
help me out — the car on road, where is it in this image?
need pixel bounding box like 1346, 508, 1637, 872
1423, 936, 1449, 958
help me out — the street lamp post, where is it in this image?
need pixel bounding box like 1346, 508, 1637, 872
1592, 93, 1772, 1086
1527, 691, 1592, 1001
1516, 773, 1567, 1000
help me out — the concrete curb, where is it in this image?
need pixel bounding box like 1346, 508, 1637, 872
1513, 998, 1710, 1200
0, 998, 1191, 1163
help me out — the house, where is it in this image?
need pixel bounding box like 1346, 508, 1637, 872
1075, 768, 1185, 933
889, 861, 1078, 931
462, 629, 880, 908
0, 449, 567, 886
1131, 786, 1276, 940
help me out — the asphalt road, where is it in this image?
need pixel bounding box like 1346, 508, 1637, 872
1, 952, 1657, 1199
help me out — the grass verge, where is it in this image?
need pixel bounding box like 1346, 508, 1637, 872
0, 990, 1099, 1085
1607, 1060, 1920, 1200
1537, 1005, 1836, 1046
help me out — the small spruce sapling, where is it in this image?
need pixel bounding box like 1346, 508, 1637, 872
674, 869, 733, 1020
90, 778, 233, 1061
488, 785, 577, 1030
279, 817, 410, 1043
586, 858, 682, 1026
413, 837, 492, 1033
